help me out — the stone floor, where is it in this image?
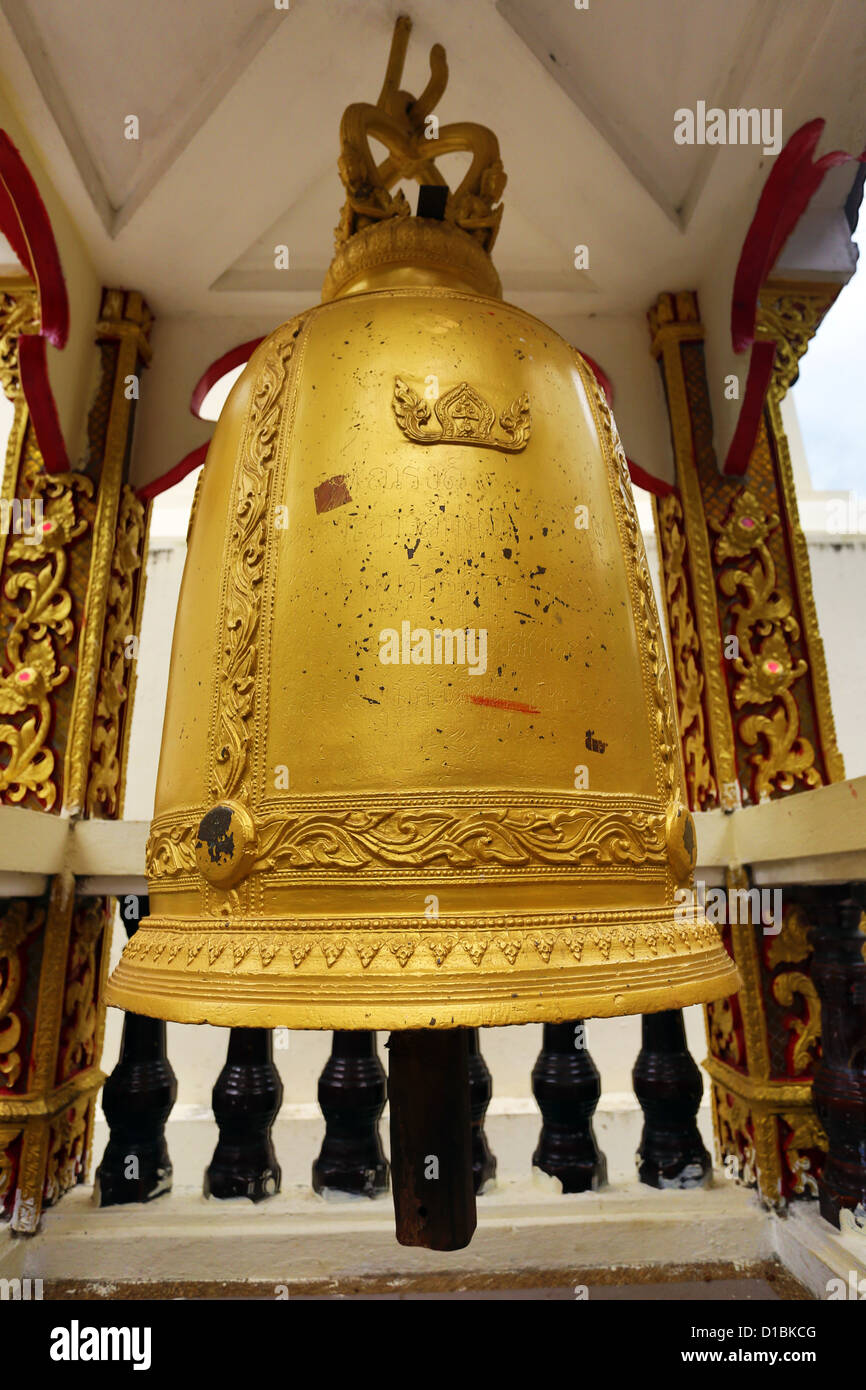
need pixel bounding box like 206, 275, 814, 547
5, 1181, 862, 1301
41, 1260, 811, 1300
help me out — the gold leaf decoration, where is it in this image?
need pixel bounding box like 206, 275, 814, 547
0, 289, 39, 399
212, 321, 306, 804
86, 485, 146, 816
656, 492, 717, 809
0, 900, 44, 1087
582, 360, 681, 807
711, 488, 820, 802
0, 472, 93, 809
772, 970, 821, 1076
254, 805, 667, 872
392, 377, 530, 452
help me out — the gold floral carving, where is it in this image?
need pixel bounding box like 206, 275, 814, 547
0, 472, 93, 808
58, 901, 106, 1083
3, 874, 107, 1232
707, 995, 741, 1067
769, 398, 844, 785
123, 912, 724, 973
0, 1124, 22, 1206
767, 902, 813, 971
655, 492, 717, 809
758, 284, 845, 785
583, 360, 680, 806
711, 487, 821, 801
782, 1111, 827, 1198
0, 287, 39, 400
714, 1086, 758, 1187
211, 322, 304, 804
148, 804, 668, 879
146, 822, 198, 878
392, 377, 530, 452
0, 900, 44, 1086
756, 285, 835, 403
724, 865, 771, 1078
254, 805, 666, 871
333, 16, 505, 254
86, 485, 146, 816
648, 293, 739, 810
62, 290, 153, 814
772, 971, 821, 1076
43, 1094, 90, 1208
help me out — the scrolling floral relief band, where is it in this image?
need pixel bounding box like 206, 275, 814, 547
148, 801, 671, 882
85, 484, 146, 816
578, 355, 684, 814
655, 491, 718, 811
0, 288, 39, 401
710, 484, 821, 801
671, 296, 841, 804
209, 319, 307, 808
0, 899, 44, 1088
706, 892, 828, 1204
0, 472, 93, 809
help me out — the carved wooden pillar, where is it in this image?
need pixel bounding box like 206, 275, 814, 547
467, 1028, 497, 1193
531, 1020, 607, 1192
0, 287, 153, 1231
312, 1030, 389, 1197
649, 287, 843, 815
205, 1028, 283, 1202
808, 883, 866, 1228
633, 1009, 710, 1187
649, 289, 843, 1206
94, 895, 176, 1205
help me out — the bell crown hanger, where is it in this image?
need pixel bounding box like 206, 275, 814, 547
323, 15, 506, 301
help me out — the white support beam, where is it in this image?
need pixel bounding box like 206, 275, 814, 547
68, 818, 149, 877
695, 775, 866, 884
0, 804, 68, 874
1, 778, 864, 893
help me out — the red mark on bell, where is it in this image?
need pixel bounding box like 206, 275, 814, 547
314, 475, 352, 514
468, 693, 540, 715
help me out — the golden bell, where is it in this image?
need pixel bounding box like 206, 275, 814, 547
106, 21, 739, 1032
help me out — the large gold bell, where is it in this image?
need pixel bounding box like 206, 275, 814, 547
106, 26, 738, 1034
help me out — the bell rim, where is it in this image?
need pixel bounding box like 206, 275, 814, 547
105, 913, 740, 1029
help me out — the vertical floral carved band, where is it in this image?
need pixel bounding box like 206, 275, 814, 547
711, 485, 821, 802
0, 472, 92, 809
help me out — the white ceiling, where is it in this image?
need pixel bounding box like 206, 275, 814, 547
0, 0, 863, 328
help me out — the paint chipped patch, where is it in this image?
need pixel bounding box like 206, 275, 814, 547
315, 475, 352, 514
468, 694, 540, 715
197, 805, 235, 866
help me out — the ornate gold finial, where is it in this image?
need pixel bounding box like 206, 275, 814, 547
333, 15, 506, 255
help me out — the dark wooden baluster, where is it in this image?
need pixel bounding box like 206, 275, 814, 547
531, 1020, 607, 1192
810, 883, 866, 1228
633, 1008, 711, 1188
95, 895, 177, 1206
204, 1028, 283, 1201
388, 1029, 476, 1249
312, 1031, 389, 1197
467, 1028, 496, 1193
